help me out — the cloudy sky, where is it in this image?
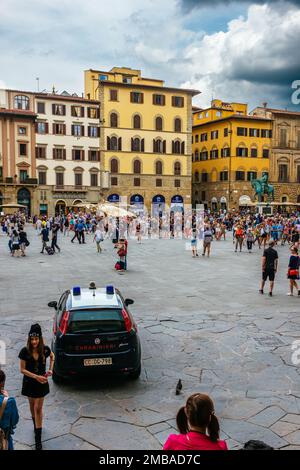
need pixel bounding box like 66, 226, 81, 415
0, 0, 300, 110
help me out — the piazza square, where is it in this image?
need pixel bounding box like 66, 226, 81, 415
0, 223, 300, 450
1, 0, 300, 462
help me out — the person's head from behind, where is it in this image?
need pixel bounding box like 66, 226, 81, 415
269, 240, 275, 248
176, 393, 220, 442
0, 369, 5, 391
13, 229, 18, 237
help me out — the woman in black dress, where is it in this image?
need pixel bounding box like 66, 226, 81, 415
287, 246, 300, 296
18, 324, 54, 450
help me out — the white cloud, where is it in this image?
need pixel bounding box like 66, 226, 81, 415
181, 3, 300, 108
0, 0, 299, 110
0, 0, 183, 92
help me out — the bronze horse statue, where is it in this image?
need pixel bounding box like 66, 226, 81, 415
251, 174, 274, 203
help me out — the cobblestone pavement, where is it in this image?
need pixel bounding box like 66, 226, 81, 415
0, 227, 300, 450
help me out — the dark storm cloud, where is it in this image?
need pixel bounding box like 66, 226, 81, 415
229, 64, 300, 87
180, 0, 300, 10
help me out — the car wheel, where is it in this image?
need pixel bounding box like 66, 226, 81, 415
128, 364, 141, 380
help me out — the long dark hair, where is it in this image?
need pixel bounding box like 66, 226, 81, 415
27, 336, 46, 364
176, 393, 220, 442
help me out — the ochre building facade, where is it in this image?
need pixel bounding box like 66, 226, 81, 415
192, 99, 273, 211
0, 90, 38, 214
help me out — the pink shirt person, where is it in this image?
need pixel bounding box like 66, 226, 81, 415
163, 393, 228, 451
163, 431, 227, 451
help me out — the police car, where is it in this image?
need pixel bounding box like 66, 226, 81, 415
48, 283, 141, 383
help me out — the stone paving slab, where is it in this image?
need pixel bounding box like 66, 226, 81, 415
248, 406, 286, 427
72, 418, 161, 450
284, 430, 300, 445
270, 420, 300, 437
221, 419, 288, 449
282, 414, 300, 425
1, 228, 300, 450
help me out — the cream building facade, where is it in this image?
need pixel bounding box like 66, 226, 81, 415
34, 92, 102, 214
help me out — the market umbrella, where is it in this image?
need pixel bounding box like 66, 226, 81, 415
97, 203, 136, 218
1, 203, 27, 208
71, 202, 90, 208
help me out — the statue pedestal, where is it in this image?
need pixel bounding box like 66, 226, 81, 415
256, 203, 273, 215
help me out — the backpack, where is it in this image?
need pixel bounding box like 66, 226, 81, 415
243, 440, 273, 450
46, 246, 55, 255
0, 397, 8, 451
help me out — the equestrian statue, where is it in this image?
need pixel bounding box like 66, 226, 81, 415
251, 173, 274, 203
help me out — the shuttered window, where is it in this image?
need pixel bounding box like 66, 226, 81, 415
56, 173, 64, 187
172, 96, 184, 107
153, 94, 165, 105
36, 146, 46, 159
110, 90, 118, 101
71, 106, 84, 117
75, 173, 82, 187
52, 104, 66, 116
90, 173, 98, 187
130, 92, 144, 104
88, 150, 100, 161
38, 171, 47, 185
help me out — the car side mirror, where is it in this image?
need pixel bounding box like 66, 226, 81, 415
48, 301, 58, 309
125, 298, 134, 306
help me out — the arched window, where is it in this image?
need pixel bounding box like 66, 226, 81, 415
297, 195, 300, 203
155, 161, 163, 175
195, 150, 199, 161
133, 159, 141, 174
153, 139, 165, 153
155, 116, 163, 131
195, 171, 199, 182
110, 136, 118, 151
132, 138, 141, 152
174, 118, 182, 133
133, 115, 141, 129
110, 158, 119, 174
173, 140, 181, 154
174, 162, 181, 176
14, 95, 29, 110
236, 145, 248, 157
110, 112, 118, 128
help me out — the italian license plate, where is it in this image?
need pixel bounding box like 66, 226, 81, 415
84, 358, 112, 366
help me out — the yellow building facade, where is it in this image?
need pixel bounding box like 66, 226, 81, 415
85, 67, 199, 211
192, 99, 273, 210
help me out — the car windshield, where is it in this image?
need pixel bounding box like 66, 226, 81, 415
68, 309, 125, 333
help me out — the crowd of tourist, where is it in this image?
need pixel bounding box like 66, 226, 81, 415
1, 209, 300, 286
1, 207, 300, 450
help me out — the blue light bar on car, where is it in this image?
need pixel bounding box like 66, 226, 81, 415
106, 285, 114, 295
73, 286, 81, 296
